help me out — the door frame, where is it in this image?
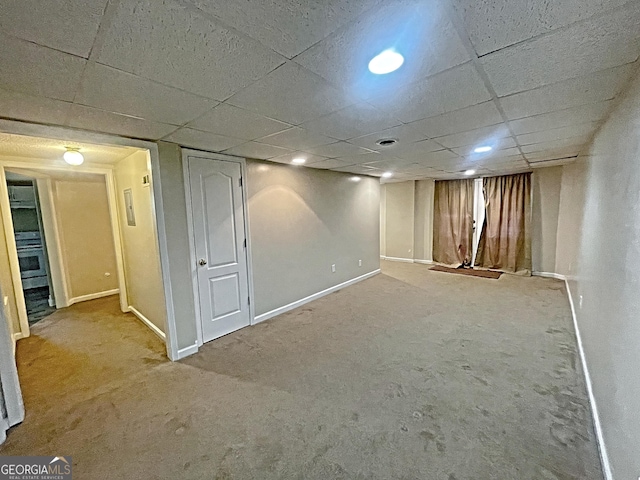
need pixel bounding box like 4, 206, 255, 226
182, 149, 256, 347
0, 119, 180, 361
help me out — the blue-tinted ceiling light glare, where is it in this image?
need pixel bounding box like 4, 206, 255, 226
368, 49, 405, 74
474, 146, 492, 153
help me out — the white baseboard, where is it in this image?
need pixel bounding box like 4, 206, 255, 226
564, 280, 612, 480
533, 271, 567, 280
175, 343, 198, 360
11, 332, 23, 356
128, 306, 166, 342
67, 288, 119, 306
253, 269, 381, 325
413, 259, 434, 265
380, 256, 414, 263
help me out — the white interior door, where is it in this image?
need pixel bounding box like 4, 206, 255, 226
188, 156, 251, 343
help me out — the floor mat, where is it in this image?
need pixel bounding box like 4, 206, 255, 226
430, 264, 502, 279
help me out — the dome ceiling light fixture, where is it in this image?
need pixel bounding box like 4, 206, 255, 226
63, 148, 84, 166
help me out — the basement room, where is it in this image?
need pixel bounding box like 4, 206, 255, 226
0, 0, 638, 478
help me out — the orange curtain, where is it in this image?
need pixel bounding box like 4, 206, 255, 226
432, 179, 474, 266
474, 173, 532, 274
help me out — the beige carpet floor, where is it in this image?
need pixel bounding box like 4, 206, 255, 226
0, 261, 602, 479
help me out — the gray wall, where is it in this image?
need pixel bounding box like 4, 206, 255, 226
531, 166, 562, 274
382, 181, 416, 260
560, 71, 640, 478
246, 160, 380, 316
156, 145, 381, 350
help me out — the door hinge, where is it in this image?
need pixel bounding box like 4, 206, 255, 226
248, 296, 250, 305
243, 238, 247, 248
239, 176, 243, 187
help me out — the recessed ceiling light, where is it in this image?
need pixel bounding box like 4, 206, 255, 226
368, 49, 404, 75
63, 148, 84, 166
291, 157, 306, 165
464, 169, 476, 176
381, 171, 393, 178
474, 146, 492, 153
350, 176, 362, 182
376, 138, 398, 147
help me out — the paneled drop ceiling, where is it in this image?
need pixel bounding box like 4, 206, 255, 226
0, 0, 639, 180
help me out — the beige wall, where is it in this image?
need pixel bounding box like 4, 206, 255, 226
556, 71, 640, 479
414, 179, 435, 262
156, 142, 197, 351
246, 161, 380, 316
381, 179, 435, 263
53, 179, 118, 299
531, 167, 563, 273
115, 150, 166, 333
0, 213, 19, 337
382, 181, 415, 259
555, 161, 588, 278
154, 145, 381, 350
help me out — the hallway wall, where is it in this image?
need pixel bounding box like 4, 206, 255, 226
52, 178, 119, 300
115, 150, 167, 334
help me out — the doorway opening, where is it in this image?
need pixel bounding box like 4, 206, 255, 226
0, 132, 170, 353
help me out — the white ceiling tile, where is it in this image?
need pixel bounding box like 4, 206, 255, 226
227, 62, 353, 125
368, 63, 492, 123
0, 88, 72, 125
267, 151, 330, 166
509, 101, 613, 135
433, 123, 512, 148
517, 122, 600, 146
294, 0, 469, 99
191, 0, 380, 59
186, 103, 291, 140
330, 163, 383, 174
162, 127, 245, 152
347, 124, 428, 150
76, 63, 216, 126
222, 141, 293, 160
306, 158, 359, 169
330, 152, 384, 165
452, 0, 633, 57
0, 33, 86, 101
407, 101, 503, 139
520, 135, 591, 154
481, 4, 640, 96
525, 146, 583, 162
451, 137, 517, 157
306, 141, 374, 158
96, 0, 285, 100
301, 102, 402, 141
385, 140, 457, 162
499, 64, 636, 120
530, 158, 579, 168
0, 0, 109, 58
66, 104, 178, 140
257, 127, 338, 151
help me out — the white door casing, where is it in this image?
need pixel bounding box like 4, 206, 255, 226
188, 156, 251, 343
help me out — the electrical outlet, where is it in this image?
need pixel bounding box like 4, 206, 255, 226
331, 264, 336, 273
358, 259, 362, 267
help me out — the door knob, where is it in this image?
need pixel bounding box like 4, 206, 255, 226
199, 259, 207, 266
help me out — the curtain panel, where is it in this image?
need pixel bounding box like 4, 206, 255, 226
432, 179, 474, 266
475, 173, 532, 275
